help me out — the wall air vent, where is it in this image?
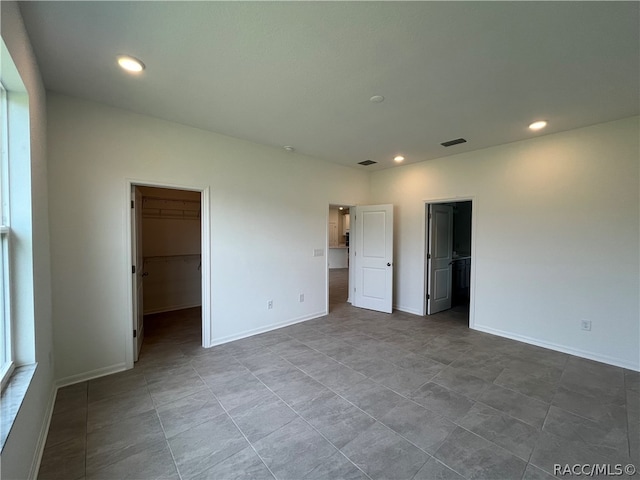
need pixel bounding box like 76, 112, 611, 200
441, 138, 467, 147
358, 160, 377, 166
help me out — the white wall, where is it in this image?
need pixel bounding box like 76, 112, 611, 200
0, 2, 54, 479
47, 94, 370, 383
371, 117, 640, 370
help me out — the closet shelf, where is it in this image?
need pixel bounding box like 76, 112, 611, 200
142, 195, 201, 220
143, 254, 201, 264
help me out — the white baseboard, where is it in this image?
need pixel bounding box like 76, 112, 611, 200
394, 305, 423, 316
28, 384, 57, 480
56, 362, 128, 389
211, 311, 327, 347
30, 364, 128, 479
143, 302, 202, 316
473, 324, 640, 372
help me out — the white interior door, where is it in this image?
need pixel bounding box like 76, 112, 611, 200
353, 204, 394, 313
427, 204, 453, 314
131, 186, 144, 361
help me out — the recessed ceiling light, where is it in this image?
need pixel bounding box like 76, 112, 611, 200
529, 120, 547, 131
117, 55, 145, 73
339, 207, 344, 210
394, 155, 405, 162
283, 146, 295, 152
370, 95, 385, 103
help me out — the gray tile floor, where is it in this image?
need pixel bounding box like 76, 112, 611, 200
38, 269, 639, 480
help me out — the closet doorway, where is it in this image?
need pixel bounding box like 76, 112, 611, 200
424, 199, 474, 326
129, 183, 211, 364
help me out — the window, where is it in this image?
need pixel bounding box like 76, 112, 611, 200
0, 37, 38, 451
0, 82, 12, 390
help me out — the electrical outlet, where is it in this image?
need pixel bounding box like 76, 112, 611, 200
581, 319, 592, 331
299, 294, 304, 302
268, 300, 273, 309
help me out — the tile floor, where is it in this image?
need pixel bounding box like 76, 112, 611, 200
38, 269, 639, 480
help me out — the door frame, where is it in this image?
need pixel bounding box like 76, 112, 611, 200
326, 203, 355, 312
132, 185, 144, 361
125, 179, 212, 369
423, 197, 476, 328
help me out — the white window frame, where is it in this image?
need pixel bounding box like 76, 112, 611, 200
0, 82, 13, 390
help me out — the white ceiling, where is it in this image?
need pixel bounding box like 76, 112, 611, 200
19, 1, 639, 171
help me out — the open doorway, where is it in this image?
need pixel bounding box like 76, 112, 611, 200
327, 203, 395, 314
328, 204, 351, 311
424, 200, 473, 326
129, 183, 210, 365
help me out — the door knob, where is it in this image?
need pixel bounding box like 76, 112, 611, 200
387, 263, 391, 267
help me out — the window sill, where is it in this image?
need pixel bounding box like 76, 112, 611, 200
0, 363, 36, 452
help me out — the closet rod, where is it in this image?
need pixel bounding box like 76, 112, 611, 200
143, 254, 201, 263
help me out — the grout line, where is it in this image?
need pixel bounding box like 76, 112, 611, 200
44, 302, 631, 480
219, 341, 376, 479
268, 350, 461, 476
141, 362, 186, 480
234, 336, 444, 478
254, 322, 555, 477
152, 408, 184, 480
190, 366, 284, 480
240, 359, 374, 479
143, 336, 275, 478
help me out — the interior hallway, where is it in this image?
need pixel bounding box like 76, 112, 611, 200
38, 295, 638, 479
329, 268, 349, 312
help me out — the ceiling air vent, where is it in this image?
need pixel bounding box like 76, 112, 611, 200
358, 160, 377, 166
441, 138, 467, 147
